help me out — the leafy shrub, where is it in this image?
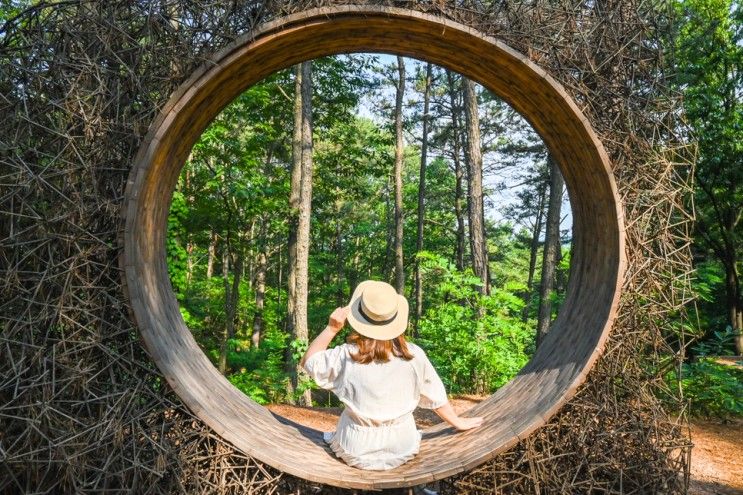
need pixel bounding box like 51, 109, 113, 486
415, 252, 534, 394
224, 328, 291, 404
691, 326, 739, 358
663, 327, 743, 418
667, 359, 743, 418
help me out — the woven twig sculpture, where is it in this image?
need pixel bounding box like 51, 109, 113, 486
1, 1, 693, 493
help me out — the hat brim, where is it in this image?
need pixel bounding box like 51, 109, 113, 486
346, 280, 409, 340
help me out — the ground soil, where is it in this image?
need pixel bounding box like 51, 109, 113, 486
266, 397, 743, 494
687, 418, 743, 495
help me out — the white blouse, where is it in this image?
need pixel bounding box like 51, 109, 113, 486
302, 341, 449, 470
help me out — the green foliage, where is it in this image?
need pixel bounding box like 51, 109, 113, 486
663, 327, 743, 418
289, 337, 309, 363
0, 1, 27, 24
166, 190, 189, 296
415, 252, 534, 394
666, 359, 743, 418
165, 55, 560, 405
672, 0, 742, 345
225, 328, 290, 404
689, 261, 733, 343
692, 326, 739, 357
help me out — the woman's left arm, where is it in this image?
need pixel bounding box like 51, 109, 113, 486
299, 306, 349, 368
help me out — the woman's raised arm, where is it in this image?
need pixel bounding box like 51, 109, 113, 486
299, 306, 349, 368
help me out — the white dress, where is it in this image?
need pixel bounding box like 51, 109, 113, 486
302, 341, 449, 470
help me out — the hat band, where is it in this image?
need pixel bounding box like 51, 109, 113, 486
358, 300, 398, 326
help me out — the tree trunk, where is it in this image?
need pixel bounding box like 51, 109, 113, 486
219, 247, 230, 374
292, 61, 314, 407
277, 241, 282, 321
335, 215, 345, 307
252, 249, 267, 349
463, 77, 489, 296
555, 236, 567, 296
414, 62, 432, 333
228, 252, 243, 340
349, 236, 361, 300
723, 260, 743, 354
393, 56, 406, 295
184, 158, 194, 286
383, 180, 394, 282
287, 64, 303, 338
447, 70, 466, 271
523, 180, 547, 322
536, 157, 564, 348
186, 240, 194, 285
247, 218, 256, 290
219, 247, 242, 374
206, 230, 216, 278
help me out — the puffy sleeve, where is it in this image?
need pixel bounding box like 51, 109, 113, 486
302, 344, 348, 391
412, 344, 449, 409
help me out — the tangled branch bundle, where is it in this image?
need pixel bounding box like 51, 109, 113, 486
1, 1, 693, 493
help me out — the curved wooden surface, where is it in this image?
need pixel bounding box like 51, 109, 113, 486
120, 5, 626, 490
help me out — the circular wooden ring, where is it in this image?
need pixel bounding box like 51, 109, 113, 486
121, 5, 625, 490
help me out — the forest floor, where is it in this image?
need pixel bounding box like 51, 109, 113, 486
266, 396, 743, 495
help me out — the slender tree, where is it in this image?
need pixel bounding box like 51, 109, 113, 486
393, 56, 406, 294
286, 61, 314, 406
219, 244, 243, 373
522, 179, 547, 322
445, 70, 467, 271
463, 77, 489, 296
252, 218, 267, 349
414, 62, 433, 330
536, 156, 564, 347
206, 230, 216, 278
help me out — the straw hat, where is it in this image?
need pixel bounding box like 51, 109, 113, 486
346, 280, 409, 340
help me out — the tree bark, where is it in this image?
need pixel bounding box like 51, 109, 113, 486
393, 56, 406, 295
335, 214, 345, 307
287, 64, 304, 338
219, 246, 242, 374
349, 236, 361, 300
252, 249, 267, 350
446, 70, 466, 271
219, 247, 230, 374
523, 180, 547, 322
463, 77, 489, 296
206, 229, 216, 278
536, 157, 564, 348
289, 60, 314, 407
186, 240, 194, 285
724, 260, 743, 354
414, 62, 432, 332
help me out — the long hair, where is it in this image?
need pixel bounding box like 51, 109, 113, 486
347, 330, 414, 364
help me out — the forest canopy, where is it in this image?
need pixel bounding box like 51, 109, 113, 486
165, 55, 573, 406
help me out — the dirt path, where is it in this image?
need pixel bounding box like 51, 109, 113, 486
688, 418, 743, 494
266, 398, 743, 494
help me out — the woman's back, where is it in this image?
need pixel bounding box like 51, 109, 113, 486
306, 342, 448, 423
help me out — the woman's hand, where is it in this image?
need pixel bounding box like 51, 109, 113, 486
300, 306, 350, 368
328, 306, 350, 333
452, 416, 484, 431
434, 402, 484, 431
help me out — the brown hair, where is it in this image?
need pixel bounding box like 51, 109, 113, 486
347, 330, 415, 364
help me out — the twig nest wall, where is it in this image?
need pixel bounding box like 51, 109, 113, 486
121, 6, 625, 490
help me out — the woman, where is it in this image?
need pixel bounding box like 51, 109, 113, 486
300, 279, 483, 471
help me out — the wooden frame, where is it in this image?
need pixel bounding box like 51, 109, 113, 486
121, 5, 625, 490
